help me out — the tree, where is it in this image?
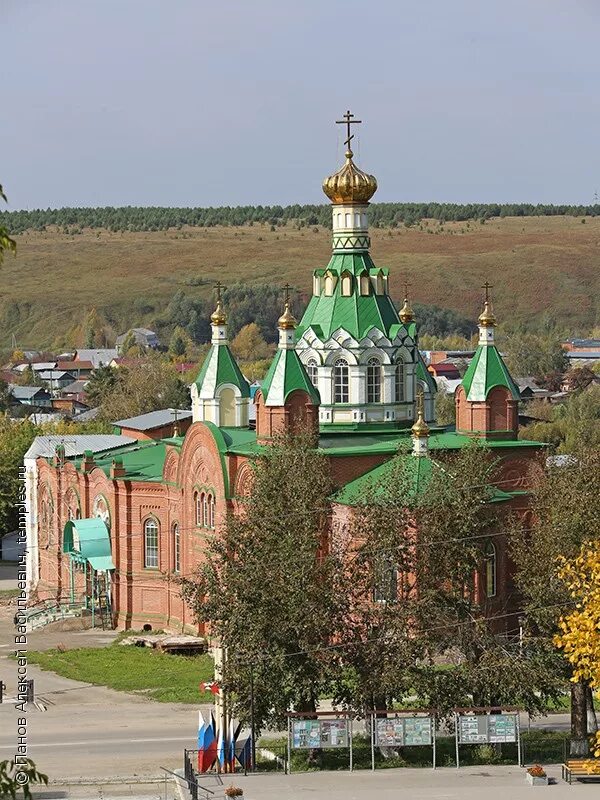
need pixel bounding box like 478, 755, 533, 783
99, 354, 190, 421
81, 308, 108, 348
231, 323, 272, 362
336, 442, 553, 717
0, 379, 11, 412
0, 758, 48, 800
504, 332, 568, 382
554, 543, 600, 759
511, 448, 600, 754
520, 385, 600, 453
0, 184, 16, 267
85, 365, 121, 407
168, 326, 193, 360
0, 416, 39, 536
178, 434, 348, 732
16, 366, 43, 387
434, 388, 456, 425
118, 330, 137, 355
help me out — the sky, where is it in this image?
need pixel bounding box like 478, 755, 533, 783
4, 0, 600, 209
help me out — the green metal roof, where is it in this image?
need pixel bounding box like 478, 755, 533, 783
461, 344, 520, 402
194, 343, 250, 398
296, 252, 403, 341
333, 451, 515, 508
71, 440, 169, 482
260, 347, 320, 406
63, 518, 114, 571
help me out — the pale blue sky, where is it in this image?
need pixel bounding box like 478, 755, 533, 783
4, 0, 600, 209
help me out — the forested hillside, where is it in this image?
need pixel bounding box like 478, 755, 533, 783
1, 214, 598, 352
3, 202, 600, 234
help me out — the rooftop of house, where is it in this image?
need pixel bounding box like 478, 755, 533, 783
62, 379, 89, 394
566, 350, 600, 359
74, 349, 119, 368
112, 408, 193, 432
25, 434, 135, 461
9, 384, 51, 400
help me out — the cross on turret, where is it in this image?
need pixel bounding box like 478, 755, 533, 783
482, 281, 493, 303
336, 110, 362, 151
214, 281, 226, 302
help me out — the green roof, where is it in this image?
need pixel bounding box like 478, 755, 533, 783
461, 344, 520, 402
261, 347, 320, 406
71, 440, 169, 482
296, 252, 403, 341
334, 451, 515, 508
194, 343, 250, 398
334, 453, 435, 506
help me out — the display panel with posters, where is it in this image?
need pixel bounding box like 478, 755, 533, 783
321, 719, 349, 747
375, 716, 433, 747
291, 719, 321, 749
455, 712, 520, 767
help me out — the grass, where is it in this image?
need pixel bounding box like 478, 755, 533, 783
258, 729, 569, 771
0, 588, 19, 599
28, 640, 214, 703
4, 216, 599, 348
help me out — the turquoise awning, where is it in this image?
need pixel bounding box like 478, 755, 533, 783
63, 519, 115, 571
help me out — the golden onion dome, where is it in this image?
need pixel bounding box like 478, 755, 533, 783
211, 299, 227, 326
278, 301, 297, 330
399, 297, 415, 324
411, 410, 430, 439
322, 149, 378, 205
478, 299, 497, 328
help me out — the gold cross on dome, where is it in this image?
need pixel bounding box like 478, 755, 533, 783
403, 281, 412, 299
336, 110, 362, 150
282, 283, 293, 304
482, 281, 493, 303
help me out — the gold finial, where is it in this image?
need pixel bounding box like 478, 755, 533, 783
211, 280, 227, 325
478, 281, 497, 327
399, 281, 415, 324
323, 110, 377, 204
411, 390, 430, 438
278, 283, 297, 330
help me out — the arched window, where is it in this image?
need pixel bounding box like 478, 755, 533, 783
359, 272, 370, 296
306, 359, 318, 387
484, 541, 497, 598
203, 493, 209, 527
324, 271, 336, 296
173, 523, 180, 573
208, 495, 215, 529
367, 358, 382, 403
144, 518, 159, 569
340, 271, 353, 297
195, 492, 203, 526
395, 363, 404, 402
333, 359, 349, 404
373, 556, 398, 603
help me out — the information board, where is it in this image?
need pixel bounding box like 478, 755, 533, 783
458, 714, 517, 745
375, 716, 433, 747
488, 714, 517, 743
291, 719, 349, 749
321, 719, 349, 747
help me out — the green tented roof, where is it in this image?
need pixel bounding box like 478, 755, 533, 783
261, 347, 321, 406
296, 252, 403, 341
63, 518, 114, 571
194, 343, 250, 398
461, 344, 520, 402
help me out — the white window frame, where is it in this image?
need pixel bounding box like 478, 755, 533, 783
144, 518, 159, 569
333, 359, 349, 404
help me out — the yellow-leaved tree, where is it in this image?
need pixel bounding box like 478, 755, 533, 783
554, 544, 600, 762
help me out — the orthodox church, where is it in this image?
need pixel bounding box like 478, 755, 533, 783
29, 117, 542, 631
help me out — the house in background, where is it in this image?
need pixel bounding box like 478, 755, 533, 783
38, 370, 76, 392
74, 349, 119, 369
55, 359, 94, 379
8, 384, 53, 408
427, 362, 461, 381
61, 379, 89, 404
116, 328, 160, 352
